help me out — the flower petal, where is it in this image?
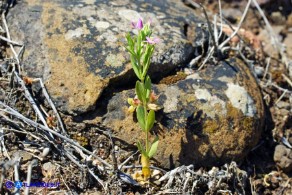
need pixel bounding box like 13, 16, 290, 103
147, 103, 160, 111
132, 18, 144, 30
145, 37, 160, 45
136, 18, 144, 29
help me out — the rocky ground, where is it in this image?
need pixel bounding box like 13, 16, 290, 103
193, 0, 292, 194
0, 0, 291, 194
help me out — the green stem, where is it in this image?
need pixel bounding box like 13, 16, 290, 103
140, 78, 149, 153
144, 105, 148, 152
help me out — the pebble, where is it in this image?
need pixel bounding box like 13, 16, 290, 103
185, 172, 191, 178
274, 144, 292, 172
152, 169, 161, 180
254, 66, 264, 78
276, 101, 291, 109
114, 145, 119, 151
41, 147, 51, 157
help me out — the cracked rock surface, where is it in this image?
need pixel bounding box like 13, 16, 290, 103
7, 0, 204, 114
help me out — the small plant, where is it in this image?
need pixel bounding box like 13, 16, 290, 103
125, 18, 160, 180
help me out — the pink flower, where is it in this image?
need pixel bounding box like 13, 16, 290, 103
131, 18, 144, 30
149, 91, 158, 102
145, 37, 160, 45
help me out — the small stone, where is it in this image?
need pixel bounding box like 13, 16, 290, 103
153, 180, 161, 186
270, 12, 286, 25
276, 101, 291, 109
208, 167, 219, 176
92, 160, 99, 166
13, 151, 33, 162
114, 145, 119, 151
42, 162, 57, 177
41, 147, 51, 158
254, 66, 265, 78
276, 108, 290, 116
152, 169, 161, 180
185, 172, 191, 178
274, 145, 292, 172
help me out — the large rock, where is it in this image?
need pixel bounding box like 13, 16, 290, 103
7, 0, 205, 114
103, 58, 265, 168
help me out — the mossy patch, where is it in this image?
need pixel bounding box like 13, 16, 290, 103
203, 120, 219, 134
71, 134, 89, 147
159, 71, 187, 85
226, 102, 241, 120
201, 102, 255, 135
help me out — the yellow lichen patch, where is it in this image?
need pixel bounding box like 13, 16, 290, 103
233, 58, 264, 129
159, 71, 187, 84
105, 53, 126, 67
240, 117, 255, 133
41, 2, 107, 113
203, 119, 219, 134
226, 102, 242, 120
82, 0, 96, 4
71, 134, 89, 147
26, 0, 40, 6
180, 94, 196, 103
197, 143, 209, 156
200, 102, 257, 158
213, 102, 223, 113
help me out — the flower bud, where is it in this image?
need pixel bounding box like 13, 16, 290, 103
127, 98, 134, 105
149, 91, 158, 102
147, 103, 160, 111
128, 105, 136, 113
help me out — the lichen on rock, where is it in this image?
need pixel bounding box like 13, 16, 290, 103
7, 0, 200, 114
103, 58, 265, 168
7, 0, 265, 169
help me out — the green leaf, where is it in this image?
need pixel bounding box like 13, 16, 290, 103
125, 33, 134, 48
137, 32, 142, 57
142, 24, 152, 37
125, 46, 135, 57
145, 76, 151, 101
135, 81, 145, 103
148, 137, 159, 158
137, 141, 147, 156
136, 105, 146, 131
131, 56, 141, 79
146, 110, 155, 131
140, 30, 146, 42
142, 46, 154, 78
142, 46, 151, 68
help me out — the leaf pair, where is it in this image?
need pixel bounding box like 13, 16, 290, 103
135, 81, 146, 104
148, 136, 159, 158
136, 136, 159, 159
136, 106, 155, 132
135, 76, 151, 101
126, 33, 142, 80
141, 46, 154, 79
